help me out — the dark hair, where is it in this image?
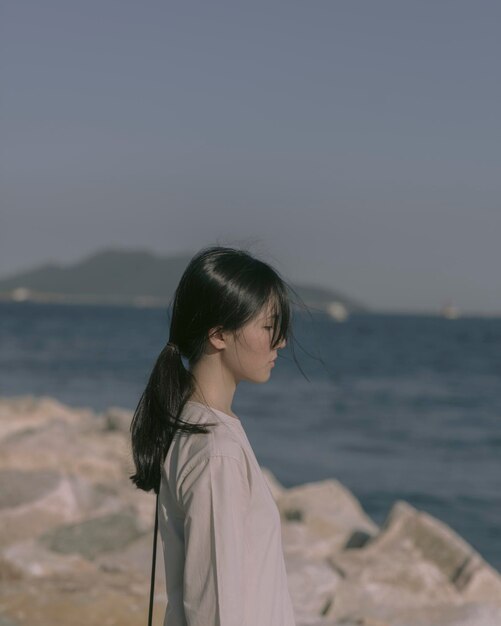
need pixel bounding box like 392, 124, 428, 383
129, 245, 302, 493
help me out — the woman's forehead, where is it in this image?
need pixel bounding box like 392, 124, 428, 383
249, 297, 280, 322
250, 307, 276, 323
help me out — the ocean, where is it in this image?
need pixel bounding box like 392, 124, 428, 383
1, 300, 499, 571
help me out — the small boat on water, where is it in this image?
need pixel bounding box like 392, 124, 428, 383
326, 301, 349, 321
440, 301, 461, 319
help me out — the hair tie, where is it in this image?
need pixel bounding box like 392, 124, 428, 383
167, 341, 178, 351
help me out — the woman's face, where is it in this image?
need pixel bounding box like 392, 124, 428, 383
222, 303, 287, 384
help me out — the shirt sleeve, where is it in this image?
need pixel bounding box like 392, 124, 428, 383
179, 453, 251, 626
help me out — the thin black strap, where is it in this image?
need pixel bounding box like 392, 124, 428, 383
148, 491, 159, 626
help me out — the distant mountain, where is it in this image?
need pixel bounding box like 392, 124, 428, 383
0, 248, 370, 315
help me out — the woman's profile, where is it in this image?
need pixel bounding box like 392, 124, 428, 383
129, 245, 297, 626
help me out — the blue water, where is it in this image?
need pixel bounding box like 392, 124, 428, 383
1, 301, 500, 571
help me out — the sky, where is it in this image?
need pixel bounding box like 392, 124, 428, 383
1, 0, 500, 315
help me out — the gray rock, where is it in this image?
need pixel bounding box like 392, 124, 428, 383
38, 509, 146, 560
0, 469, 60, 509
94, 529, 165, 583
2, 537, 97, 578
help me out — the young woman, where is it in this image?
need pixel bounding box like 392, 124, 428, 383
130, 245, 298, 626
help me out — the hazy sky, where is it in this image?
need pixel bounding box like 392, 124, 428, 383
1, 1, 500, 314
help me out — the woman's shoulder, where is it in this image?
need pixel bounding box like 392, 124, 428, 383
166, 402, 247, 481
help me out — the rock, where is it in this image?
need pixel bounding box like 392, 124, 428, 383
100, 406, 133, 433
387, 601, 501, 626
94, 528, 165, 584
0, 471, 125, 549
38, 509, 146, 560
0, 469, 60, 509
0, 394, 499, 626
285, 551, 341, 624
0, 572, 164, 626
0, 554, 23, 581
276, 478, 379, 554
326, 544, 461, 623
0, 395, 93, 443
282, 516, 347, 562
321, 500, 501, 623
0, 409, 130, 483
361, 500, 501, 606
457, 553, 501, 606
366, 500, 474, 578
0, 472, 81, 547
0, 617, 20, 626
2, 537, 97, 578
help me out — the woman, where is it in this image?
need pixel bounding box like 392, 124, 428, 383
130, 245, 298, 626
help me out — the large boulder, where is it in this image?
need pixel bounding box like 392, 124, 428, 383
277, 478, 379, 558
38, 509, 146, 560
360, 500, 501, 606
321, 500, 501, 623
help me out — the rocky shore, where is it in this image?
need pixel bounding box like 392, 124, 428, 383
0, 395, 500, 626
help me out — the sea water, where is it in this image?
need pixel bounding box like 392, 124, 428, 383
1, 301, 499, 571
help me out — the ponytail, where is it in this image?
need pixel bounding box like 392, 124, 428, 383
129, 341, 217, 494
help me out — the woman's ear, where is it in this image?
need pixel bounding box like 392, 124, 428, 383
207, 326, 227, 352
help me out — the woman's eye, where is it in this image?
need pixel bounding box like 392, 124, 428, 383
264, 326, 273, 330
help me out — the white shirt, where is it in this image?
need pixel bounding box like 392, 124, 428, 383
159, 400, 296, 626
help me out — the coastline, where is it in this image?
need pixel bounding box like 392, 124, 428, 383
0, 394, 500, 626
